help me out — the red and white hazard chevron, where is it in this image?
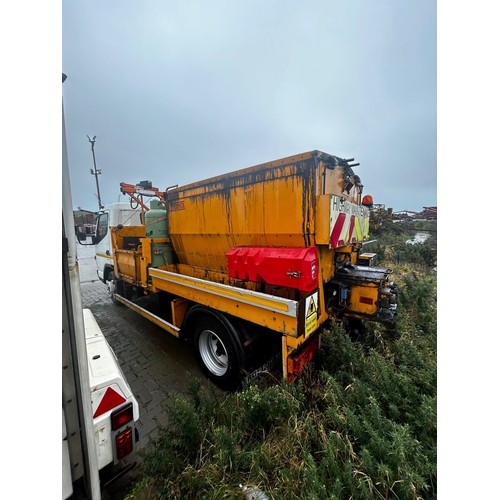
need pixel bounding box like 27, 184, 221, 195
328, 195, 370, 249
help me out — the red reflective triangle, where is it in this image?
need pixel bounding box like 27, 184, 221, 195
93, 387, 126, 418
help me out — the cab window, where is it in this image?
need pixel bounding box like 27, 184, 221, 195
94, 213, 109, 244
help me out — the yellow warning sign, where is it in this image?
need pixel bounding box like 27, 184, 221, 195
305, 293, 318, 338
307, 298, 317, 316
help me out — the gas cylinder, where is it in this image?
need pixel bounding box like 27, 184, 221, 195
145, 200, 174, 267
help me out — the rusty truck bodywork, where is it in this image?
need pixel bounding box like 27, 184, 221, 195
101, 151, 397, 389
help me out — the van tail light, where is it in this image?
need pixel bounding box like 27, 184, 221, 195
111, 402, 133, 431
115, 427, 133, 460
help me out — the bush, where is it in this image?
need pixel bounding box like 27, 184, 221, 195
368, 219, 437, 272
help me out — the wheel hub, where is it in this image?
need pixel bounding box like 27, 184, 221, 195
199, 329, 228, 377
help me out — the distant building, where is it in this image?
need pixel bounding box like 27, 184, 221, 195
73, 208, 97, 235
392, 210, 419, 220
421, 206, 437, 219
391, 206, 437, 221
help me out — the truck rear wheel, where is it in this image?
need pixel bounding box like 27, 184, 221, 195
192, 313, 245, 391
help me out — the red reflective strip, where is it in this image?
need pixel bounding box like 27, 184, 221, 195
93, 387, 126, 418
348, 215, 355, 242
360, 296, 374, 305
330, 213, 346, 248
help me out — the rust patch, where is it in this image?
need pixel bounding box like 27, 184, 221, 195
169, 200, 185, 211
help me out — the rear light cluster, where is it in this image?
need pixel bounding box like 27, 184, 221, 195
111, 402, 134, 460
287, 334, 320, 381
111, 402, 134, 430
115, 428, 134, 460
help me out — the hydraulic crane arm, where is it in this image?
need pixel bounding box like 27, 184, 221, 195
119, 181, 165, 211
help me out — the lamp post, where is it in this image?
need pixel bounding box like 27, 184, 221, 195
87, 135, 104, 210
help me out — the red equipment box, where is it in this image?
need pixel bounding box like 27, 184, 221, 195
226, 246, 318, 293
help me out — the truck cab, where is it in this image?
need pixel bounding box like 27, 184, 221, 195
93, 203, 142, 284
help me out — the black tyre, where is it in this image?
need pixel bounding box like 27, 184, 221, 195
192, 313, 245, 391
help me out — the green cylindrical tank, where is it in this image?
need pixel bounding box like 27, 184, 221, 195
145, 200, 174, 267
145, 200, 168, 238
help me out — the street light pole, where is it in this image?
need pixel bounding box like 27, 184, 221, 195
87, 135, 104, 210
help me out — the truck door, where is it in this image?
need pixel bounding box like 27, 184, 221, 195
94, 210, 112, 282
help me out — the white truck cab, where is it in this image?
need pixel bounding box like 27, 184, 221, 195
93, 203, 142, 283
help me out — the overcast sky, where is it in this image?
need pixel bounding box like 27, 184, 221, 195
62, 0, 436, 212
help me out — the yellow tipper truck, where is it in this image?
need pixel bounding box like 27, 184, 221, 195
88, 151, 397, 389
